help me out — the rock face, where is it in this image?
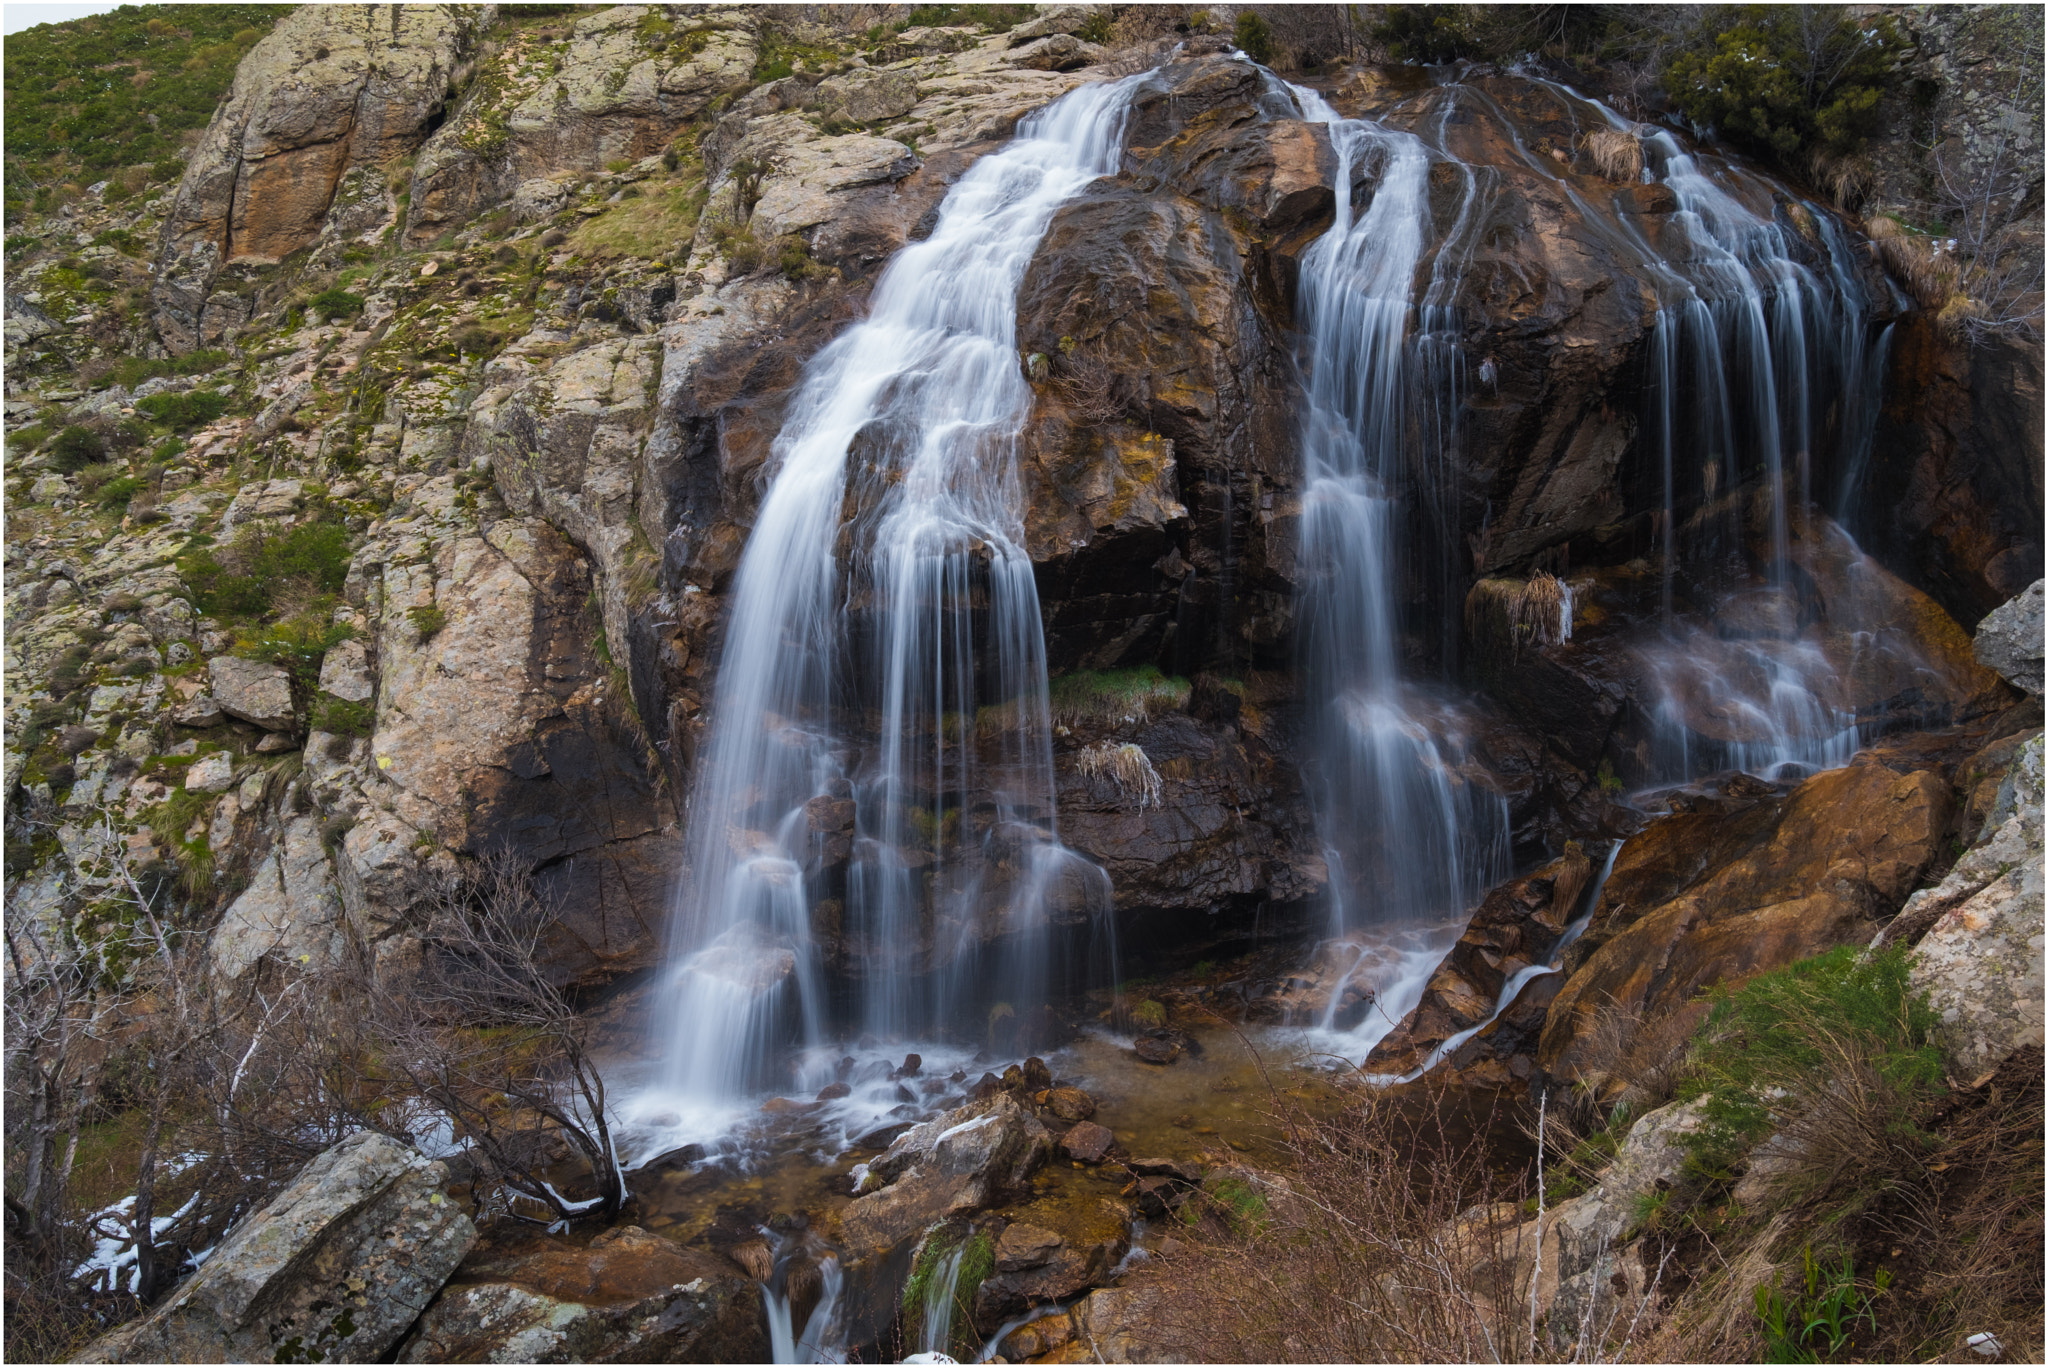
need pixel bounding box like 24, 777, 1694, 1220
397, 1225, 767, 1363
1539, 757, 1953, 1093
76, 1131, 474, 1364
1908, 732, 2045, 1072
1974, 579, 2045, 697
152, 4, 486, 351
407, 6, 758, 245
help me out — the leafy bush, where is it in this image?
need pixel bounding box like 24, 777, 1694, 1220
46, 424, 105, 472
137, 389, 229, 430
306, 286, 365, 319
1663, 6, 1905, 160
177, 519, 353, 620
1233, 11, 1274, 64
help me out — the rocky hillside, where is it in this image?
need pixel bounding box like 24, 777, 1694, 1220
3, 3, 2042, 1363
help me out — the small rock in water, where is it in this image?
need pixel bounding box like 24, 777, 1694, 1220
644, 1112, 681, 1128
761, 1096, 814, 1114
1022, 1056, 1053, 1091
1060, 1120, 1114, 1164
836, 1055, 856, 1081
1000, 1064, 1027, 1092
1133, 1027, 1188, 1064
971, 1071, 1003, 1100
854, 1121, 913, 1150
640, 1142, 704, 1172
893, 1083, 917, 1104
949, 1069, 967, 1083
900, 1052, 922, 1077
816, 1081, 852, 1101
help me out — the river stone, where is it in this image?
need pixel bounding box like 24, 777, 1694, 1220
1060, 1120, 1114, 1164
995, 1222, 1065, 1271
208, 655, 296, 730
396, 1225, 765, 1363
1039, 1086, 1096, 1121
184, 752, 235, 794
1973, 579, 2044, 696
74, 1131, 474, 1364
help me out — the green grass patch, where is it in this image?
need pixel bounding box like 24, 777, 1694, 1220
236, 612, 355, 693
177, 519, 352, 621
137, 389, 229, 430
1047, 665, 1190, 727
310, 693, 373, 738
1677, 944, 1942, 1184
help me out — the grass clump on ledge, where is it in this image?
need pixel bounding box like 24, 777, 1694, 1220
1048, 664, 1190, 728
1076, 741, 1163, 809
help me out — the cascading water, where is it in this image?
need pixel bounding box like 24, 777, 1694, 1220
652, 75, 1140, 1121
1288, 84, 1510, 1051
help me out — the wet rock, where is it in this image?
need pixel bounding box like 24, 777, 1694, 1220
208, 655, 296, 731
75, 1132, 473, 1364
397, 1225, 766, 1363
1133, 1027, 1190, 1065
899, 1052, 923, 1078
1022, 1056, 1054, 1091
1974, 579, 2044, 697
995, 1222, 1064, 1272
816, 1081, 852, 1101
976, 1192, 1131, 1321
1540, 760, 1953, 1094
1060, 1120, 1115, 1164
1038, 1086, 1096, 1122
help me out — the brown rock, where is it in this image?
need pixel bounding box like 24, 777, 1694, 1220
1539, 760, 1954, 1091
1060, 1121, 1115, 1164
1040, 1086, 1097, 1122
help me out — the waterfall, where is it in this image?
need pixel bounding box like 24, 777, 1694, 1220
914, 1243, 969, 1358
1288, 84, 1509, 1043
655, 75, 1141, 1113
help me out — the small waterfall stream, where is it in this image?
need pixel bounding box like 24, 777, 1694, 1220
654, 75, 1141, 1118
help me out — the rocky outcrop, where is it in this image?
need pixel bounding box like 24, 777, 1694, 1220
152, 4, 486, 351
76, 1131, 474, 1364
208, 655, 296, 731
397, 1225, 767, 1363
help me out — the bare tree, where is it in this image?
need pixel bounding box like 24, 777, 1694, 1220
362, 851, 626, 1226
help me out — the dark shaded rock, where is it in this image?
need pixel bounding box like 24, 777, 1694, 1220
1133, 1028, 1190, 1065
1038, 1086, 1096, 1122
1060, 1120, 1115, 1164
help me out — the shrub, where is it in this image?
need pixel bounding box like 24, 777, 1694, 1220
95, 476, 144, 509
236, 614, 356, 693
310, 693, 373, 738
1663, 7, 1905, 161
47, 425, 106, 472
406, 605, 448, 641
306, 286, 365, 319
1232, 11, 1273, 64
137, 389, 229, 430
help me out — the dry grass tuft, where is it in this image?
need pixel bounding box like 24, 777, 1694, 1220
1075, 741, 1163, 808
1584, 128, 1644, 182
1465, 572, 1575, 668
1866, 215, 1961, 308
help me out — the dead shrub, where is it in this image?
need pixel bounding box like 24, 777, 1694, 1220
1583, 127, 1644, 182
1049, 337, 1137, 426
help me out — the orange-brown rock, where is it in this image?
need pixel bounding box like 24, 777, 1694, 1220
1538, 758, 1954, 1092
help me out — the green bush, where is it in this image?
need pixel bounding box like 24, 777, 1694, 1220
1678, 944, 1942, 1183
107, 348, 230, 390
1753, 1246, 1892, 1362
236, 614, 355, 692
903, 3, 1031, 31
1233, 11, 1274, 64
137, 389, 230, 430
47, 424, 106, 472
306, 286, 366, 319
95, 475, 143, 509
1663, 6, 1905, 160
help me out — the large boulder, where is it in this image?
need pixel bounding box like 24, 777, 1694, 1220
152, 4, 486, 351
833, 1093, 1052, 1343
396, 1225, 766, 1363
1973, 579, 2045, 697
208, 815, 350, 981
1539, 757, 1953, 1093
76, 1132, 474, 1364
208, 655, 297, 731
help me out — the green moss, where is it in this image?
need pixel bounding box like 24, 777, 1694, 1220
310, 693, 373, 738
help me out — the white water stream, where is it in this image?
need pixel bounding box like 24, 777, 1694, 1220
647, 75, 1142, 1131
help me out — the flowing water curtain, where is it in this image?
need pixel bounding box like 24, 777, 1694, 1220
658, 77, 1144, 1104
1288, 84, 1510, 946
